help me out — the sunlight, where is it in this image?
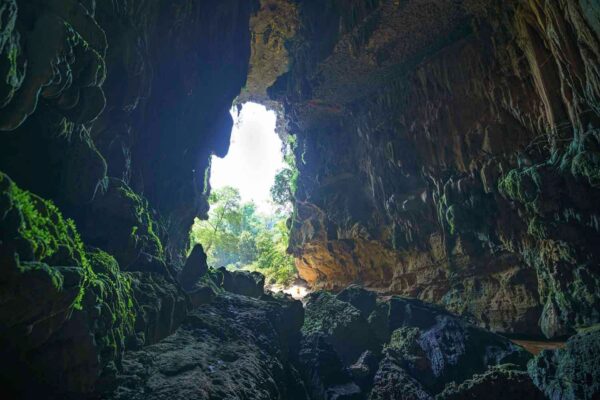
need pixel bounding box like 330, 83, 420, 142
210, 102, 284, 213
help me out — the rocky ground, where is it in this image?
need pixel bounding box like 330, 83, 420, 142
107, 260, 600, 400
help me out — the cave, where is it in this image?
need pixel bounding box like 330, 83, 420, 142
1, 0, 600, 399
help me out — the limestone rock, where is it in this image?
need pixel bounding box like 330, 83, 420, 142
178, 244, 209, 291
221, 269, 266, 298
437, 364, 545, 400
107, 293, 308, 400
303, 291, 379, 365
528, 327, 600, 400
369, 354, 433, 400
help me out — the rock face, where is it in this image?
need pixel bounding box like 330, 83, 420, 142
107, 292, 307, 400
2, 0, 600, 397
0, 173, 186, 397
528, 327, 600, 400
437, 364, 546, 400
298, 286, 533, 399
0, 0, 257, 396
272, 0, 600, 338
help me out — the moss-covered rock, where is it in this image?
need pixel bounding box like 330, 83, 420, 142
303, 291, 379, 365
437, 364, 545, 400
177, 243, 209, 291
80, 178, 166, 272
336, 284, 377, 317
107, 292, 307, 400
221, 269, 265, 298
528, 327, 600, 399
0, 172, 135, 394
0, 171, 94, 310
369, 353, 433, 400
0, 172, 181, 396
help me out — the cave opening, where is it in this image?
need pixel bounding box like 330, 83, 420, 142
190, 102, 305, 296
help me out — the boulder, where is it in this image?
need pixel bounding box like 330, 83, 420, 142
301, 287, 533, 397
528, 327, 600, 400
303, 291, 379, 365
107, 293, 308, 400
336, 285, 377, 318
298, 334, 362, 400
177, 244, 209, 291
437, 364, 545, 400
369, 354, 433, 400
382, 297, 532, 393
221, 269, 265, 298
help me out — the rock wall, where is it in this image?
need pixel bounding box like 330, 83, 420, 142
273, 0, 600, 339
0, 0, 257, 396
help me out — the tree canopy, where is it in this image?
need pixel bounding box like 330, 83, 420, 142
190, 186, 296, 285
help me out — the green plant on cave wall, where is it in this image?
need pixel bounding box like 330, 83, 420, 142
494, 129, 600, 337
3, 173, 95, 309
119, 184, 165, 261
1, 172, 139, 365
87, 249, 136, 358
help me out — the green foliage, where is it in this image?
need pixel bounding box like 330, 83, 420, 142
6, 175, 94, 309
562, 131, 600, 188
88, 249, 136, 355
238, 230, 258, 264
250, 218, 296, 285
17, 261, 64, 291
119, 184, 164, 260
498, 167, 542, 206
271, 167, 295, 209
270, 136, 300, 212
190, 186, 297, 286
527, 216, 548, 239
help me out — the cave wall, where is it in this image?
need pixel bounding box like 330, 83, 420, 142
0, 0, 256, 396
273, 0, 600, 339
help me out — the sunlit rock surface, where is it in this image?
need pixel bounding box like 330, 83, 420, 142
276, 0, 600, 339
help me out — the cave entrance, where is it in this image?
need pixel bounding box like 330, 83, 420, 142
190, 102, 307, 298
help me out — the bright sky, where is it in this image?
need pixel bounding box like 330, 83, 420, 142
210, 102, 284, 213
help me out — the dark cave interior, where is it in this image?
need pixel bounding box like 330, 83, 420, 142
0, 1, 600, 399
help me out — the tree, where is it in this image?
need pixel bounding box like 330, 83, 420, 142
190, 187, 243, 267
271, 167, 294, 210
237, 230, 257, 264
190, 179, 298, 285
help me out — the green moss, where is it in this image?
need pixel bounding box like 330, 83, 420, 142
5, 174, 94, 309
17, 261, 64, 291
559, 130, 600, 188
498, 167, 542, 207
6, 44, 19, 86
386, 327, 422, 359
89, 249, 135, 332
302, 292, 362, 335
445, 205, 457, 235
527, 216, 548, 239
570, 150, 600, 188
119, 185, 164, 260
203, 266, 225, 293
